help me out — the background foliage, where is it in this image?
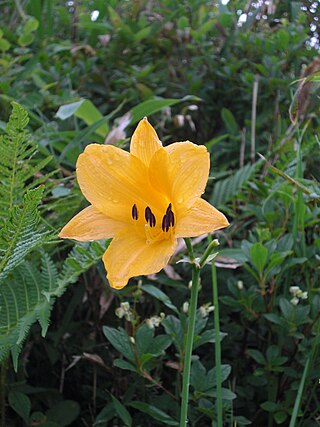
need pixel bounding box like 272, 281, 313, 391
0, 0, 319, 426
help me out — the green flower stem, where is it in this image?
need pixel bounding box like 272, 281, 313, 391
211, 243, 223, 427
180, 238, 200, 427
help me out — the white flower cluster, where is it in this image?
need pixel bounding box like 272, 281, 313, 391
115, 301, 134, 321
289, 286, 308, 306
199, 304, 215, 318
146, 313, 165, 329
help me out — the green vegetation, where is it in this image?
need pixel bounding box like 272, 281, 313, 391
0, 1, 319, 426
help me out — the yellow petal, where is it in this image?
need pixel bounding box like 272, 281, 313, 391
149, 141, 210, 212
175, 198, 229, 238
103, 230, 177, 289
76, 144, 160, 223
59, 205, 125, 241
130, 117, 162, 166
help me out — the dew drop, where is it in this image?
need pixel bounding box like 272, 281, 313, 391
177, 197, 184, 204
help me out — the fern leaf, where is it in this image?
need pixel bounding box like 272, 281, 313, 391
0, 241, 108, 369
210, 162, 262, 208
0, 102, 53, 224
0, 186, 48, 281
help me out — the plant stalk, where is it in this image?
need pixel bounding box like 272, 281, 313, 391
211, 258, 223, 427
180, 239, 200, 427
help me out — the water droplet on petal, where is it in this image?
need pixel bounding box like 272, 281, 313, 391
177, 197, 184, 204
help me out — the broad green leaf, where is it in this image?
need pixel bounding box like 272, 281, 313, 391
55, 99, 109, 137
103, 326, 135, 363
130, 401, 178, 426
113, 359, 138, 373
130, 95, 201, 124
249, 242, 268, 274
8, 391, 31, 423
46, 401, 80, 426
142, 284, 179, 313
111, 395, 132, 427
247, 349, 266, 365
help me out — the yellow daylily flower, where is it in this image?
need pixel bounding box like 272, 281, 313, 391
59, 118, 229, 289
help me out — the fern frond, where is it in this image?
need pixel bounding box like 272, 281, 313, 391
0, 102, 53, 224
45, 240, 108, 299
0, 241, 108, 369
0, 186, 48, 281
210, 161, 262, 208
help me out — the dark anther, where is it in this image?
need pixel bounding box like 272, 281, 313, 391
162, 214, 169, 232
132, 204, 138, 220
162, 203, 174, 232
168, 210, 175, 227
145, 206, 156, 227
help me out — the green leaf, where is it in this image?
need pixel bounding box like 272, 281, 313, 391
55, 99, 109, 137
0, 38, 10, 51
23, 17, 39, 33
162, 315, 183, 353
247, 349, 266, 365
130, 95, 201, 124
279, 298, 293, 320
142, 284, 179, 313
136, 323, 154, 359
274, 410, 287, 424
46, 400, 80, 426
113, 359, 138, 373
261, 401, 279, 412
221, 108, 239, 135
249, 242, 268, 274
210, 162, 261, 208
18, 32, 34, 46
103, 326, 135, 363
0, 187, 47, 281
111, 395, 132, 427
8, 391, 31, 423
130, 401, 178, 426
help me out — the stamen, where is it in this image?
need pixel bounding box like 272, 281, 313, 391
168, 210, 175, 227
162, 214, 169, 232
132, 204, 138, 220
162, 203, 175, 232
145, 206, 156, 227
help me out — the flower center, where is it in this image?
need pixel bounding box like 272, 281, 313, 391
131, 202, 175, 242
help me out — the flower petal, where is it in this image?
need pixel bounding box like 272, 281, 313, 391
175, 198, 229, 238
103, 231, 177, 289
76, 144, 159, 223
59, 205, 125, 241
149, 141, 210, 212
130, 117, 162, 166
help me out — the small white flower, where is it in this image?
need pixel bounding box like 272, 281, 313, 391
120, 301, 130, 312
183, 302, 189, 313
290, 297, 299, 306
146, 316, 162, 329
115, 307, 125, 318
300, 291, 308, 300
199, 306, 207, 318
237, 281, 244, 291
207, 305, 215, 313
289, 286, 300, 296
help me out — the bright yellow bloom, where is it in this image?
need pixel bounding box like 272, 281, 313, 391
59, 118, 229, 289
